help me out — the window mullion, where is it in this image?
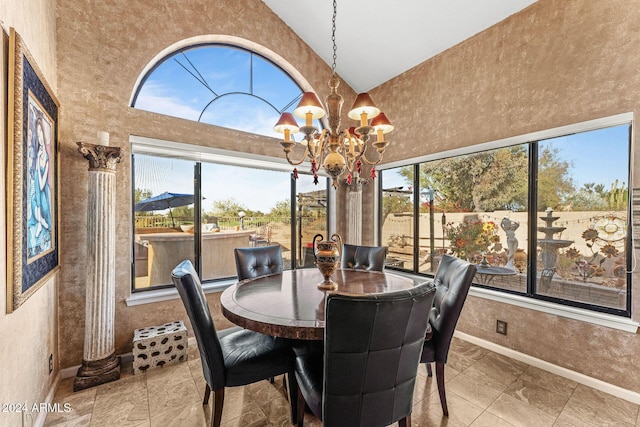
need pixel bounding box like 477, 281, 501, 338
194, 162, 202, 277
291, 172, 297, 269
413, 164, 420, 273
527, 142, 538, 297
249, 53, 254, 95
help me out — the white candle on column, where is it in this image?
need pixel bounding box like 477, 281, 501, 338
97, 131, 110, 146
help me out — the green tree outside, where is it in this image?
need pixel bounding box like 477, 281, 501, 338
269, 199, 291, 218
537, 146, 574, 210
387, 144, 583, 214
397, 146, 529, 212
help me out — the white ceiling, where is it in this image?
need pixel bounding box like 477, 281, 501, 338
263, 0, 538, 93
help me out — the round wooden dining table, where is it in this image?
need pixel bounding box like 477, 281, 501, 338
220, 268, 428, 340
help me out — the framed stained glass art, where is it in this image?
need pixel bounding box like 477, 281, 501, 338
6, 28, 60, 312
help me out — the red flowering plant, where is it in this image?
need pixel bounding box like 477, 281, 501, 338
445, 220, 498, 261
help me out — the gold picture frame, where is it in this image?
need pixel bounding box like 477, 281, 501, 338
6, 28, 60, 313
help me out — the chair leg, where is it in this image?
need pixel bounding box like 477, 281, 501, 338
203, 384, 211, 405
296, 386, 306, 427
211, 388, 224, 427
398, 415, 411, 427
435, 362, 448, 416
286, 372, 298, 424
425, 362, 433, 377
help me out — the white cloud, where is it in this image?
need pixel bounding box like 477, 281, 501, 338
135, 81, 201, 121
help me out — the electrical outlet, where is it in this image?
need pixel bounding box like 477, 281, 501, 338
49, 354, 53, 374
496, 320, 508, 335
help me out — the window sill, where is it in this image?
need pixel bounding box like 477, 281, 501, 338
125, 278, 236, 306
469, 287, 639, 333
385, 269, 638, 333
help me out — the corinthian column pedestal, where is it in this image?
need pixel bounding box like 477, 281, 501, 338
74, 142, 122, 391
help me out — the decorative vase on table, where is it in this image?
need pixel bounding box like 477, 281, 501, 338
313, 233, 342, 290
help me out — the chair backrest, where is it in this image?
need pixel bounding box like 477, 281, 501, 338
171, 260, 225, 390
430, 254, 477, 363
234, 245, 283, 280
323, 282, 436, 427
340, 244, 386, 271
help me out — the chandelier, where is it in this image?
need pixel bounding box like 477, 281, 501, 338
273, 0, 393, 189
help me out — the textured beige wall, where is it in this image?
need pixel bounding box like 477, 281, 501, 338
55, 0, 355, 368
371, 0, 640, 392
0, 0, 58, 424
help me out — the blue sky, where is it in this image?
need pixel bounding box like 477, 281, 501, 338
135, 155, 287, 213
134, 45, 311, 139
545, 124, 629, 190
135, 154, 323, 214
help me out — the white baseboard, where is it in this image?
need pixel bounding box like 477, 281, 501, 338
59, 365, 79, 380
28, 372, 61, 427
455, 331, 640, 405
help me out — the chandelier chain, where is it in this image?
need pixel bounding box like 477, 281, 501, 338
273, 0, 392, 189
331, 0, 337, 72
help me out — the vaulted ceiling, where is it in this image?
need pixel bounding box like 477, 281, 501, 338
263, 0, 538, 93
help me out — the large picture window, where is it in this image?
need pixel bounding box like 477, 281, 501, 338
380, 120, 631, 316
534, 126, 630, 311
133, 151, 328, 291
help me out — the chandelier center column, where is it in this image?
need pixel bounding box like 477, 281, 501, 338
74, 142, 122, 391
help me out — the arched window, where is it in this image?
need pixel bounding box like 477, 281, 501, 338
132, 44, 319, 138
129, 42, 331, 295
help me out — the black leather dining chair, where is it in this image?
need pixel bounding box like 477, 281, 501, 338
340, 243, 386, 271
294, 281, 436, 427
171, 260, 297, 427
234, 244, 288, 380
234, 245, 283, 280
420, 254, 476, 416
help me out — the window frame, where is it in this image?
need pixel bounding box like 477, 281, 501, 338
378, 113, 635, 320
130, 135, 332, 294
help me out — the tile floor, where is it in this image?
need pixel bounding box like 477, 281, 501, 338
44, 337, 640, 426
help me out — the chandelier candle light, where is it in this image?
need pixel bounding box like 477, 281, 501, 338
273, 0, 393, 189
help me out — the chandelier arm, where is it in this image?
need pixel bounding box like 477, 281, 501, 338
344, 149, 362, 168
293, 129, 324, 164
359, 149, 384, 166
314, 130, 330, 157
355, 140, 366, 157
343, 129, 363, 156
284, 144, 313, 166
347, 158, 358, 174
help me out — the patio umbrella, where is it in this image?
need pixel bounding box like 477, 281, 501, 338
134, 192, 196, 227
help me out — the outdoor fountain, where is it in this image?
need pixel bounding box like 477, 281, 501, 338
538, 208, 573, 290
